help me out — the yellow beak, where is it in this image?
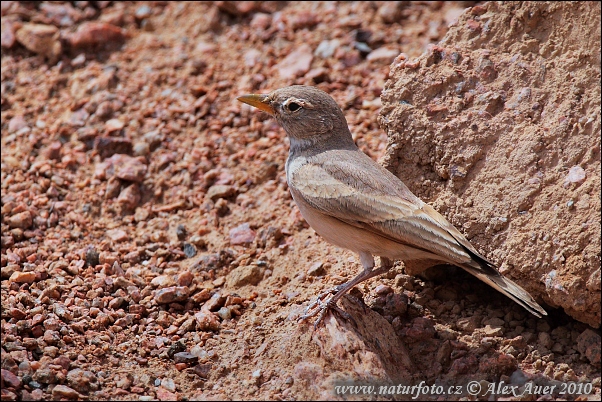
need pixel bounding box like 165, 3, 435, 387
237, 94, 274, 116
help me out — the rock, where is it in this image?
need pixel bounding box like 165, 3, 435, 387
275, 44, 313, 79
106, 229, 128, 242
194, 311, 220, 331
156, 387, 177, 401
32, 368, 58, 384
114, 157, 147, 183
565, 165, 586, 185
314, 39, 340, 58
8, 115, 28, 133
229, 223, 256, 245
105, 118, 125, 133
67, 22, 127, 49
52, 385, 80, 400
576, 329, 601, 365
378, 1, 403, 24
1, 369, 21, 388
9, 271, 36, 284
7, 211, 32, 229
206, 184, 236, 201
307, 262, 326, 276
151, 275, 176, 288
117, 184, 141, 210
380, 1, 602, 327
94, 137, 133, 159
154, 286, 190, 304
177, 271, 193, 287
227, 265, 262, 287
15, 23, 62, 62
1, 19, 20, 49
173, 352, 198, 365
367, 47, 399, 63
66, 369, 98, 393
456, 316, 481, 332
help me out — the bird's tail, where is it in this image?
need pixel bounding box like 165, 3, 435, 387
460, 263, 547, 318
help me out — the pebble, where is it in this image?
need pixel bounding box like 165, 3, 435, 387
8, 115, 28, 133
15, 23, 62, 62
206, 184, 236, 201
66, 369, 98, 393
151, 275, 176, 288
51, 385, 80, 400
8, 211, 32, 229
227, 265, 262, 287
107, 229, 128, 242
565, 165, 586, 185
314, 39, 340, 58
94, 137, 133, 159
154, 286, 190, 304
156, 387, 177, 401
576, 329, 601, 365
194, 311, 220, 331
173, 352, 198, 365
9, 271, 36, 284
307, 262, 326, 276
275, 43, 313, 79
1, 369, 21, 388
67, 22, 127, 48
229, 223, 256, 245
366, 47, 399, 63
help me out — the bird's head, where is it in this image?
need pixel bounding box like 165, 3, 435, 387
237, 85, 354, 151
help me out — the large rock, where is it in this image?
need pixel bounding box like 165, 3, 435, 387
379, 2, 600, 327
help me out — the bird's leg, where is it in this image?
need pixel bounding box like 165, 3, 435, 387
299, 254, 394, 328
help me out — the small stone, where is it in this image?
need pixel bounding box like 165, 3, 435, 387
229, 223, 256, 245
9, 271, 36, 284
275, 43, 313, 79
193, 363, 212, 379
1, 369, 21, 388
307, 262, 325, 276
177, 271, 193, 287
156, 387, 177, 401
154, 286, 190, 304
173, 352, 198, 365
374, 284, 392, 295
67, 22, 126, 48
457, 316, 480, 332
576, 329, 601, 365
227, 265, 262, 287
8, 211, 32, 229
15, 23, 62, 62
151, 275, 176, 288
117, 184, 141, 210
94, 137, 133, 159
8, 115, 28, 133
105, 118, 125, 133
366, 47, 399, 63
66, 369, 98, 393
183, 243, 197, 258
565, 166, 586, 184
217, 307, 231, 320
206, 184, 236, 201
314, 39, 340, 58
52, 385, 80, 400
85, 248, 100, 267
107, 229, 128, 242
194, 311, 220, 331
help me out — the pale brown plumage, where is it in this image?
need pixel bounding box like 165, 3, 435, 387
238, 85, 547, 325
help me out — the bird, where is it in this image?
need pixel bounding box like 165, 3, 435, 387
237, 85, 547, 326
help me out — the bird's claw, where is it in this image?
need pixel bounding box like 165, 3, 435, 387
298, 286, 353, 328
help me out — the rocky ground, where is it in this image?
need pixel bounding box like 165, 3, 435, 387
1, 1, 600, 401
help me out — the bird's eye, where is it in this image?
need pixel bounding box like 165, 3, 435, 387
287, 102, 301, 112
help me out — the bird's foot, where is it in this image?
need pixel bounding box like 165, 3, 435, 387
298, 286, 353, 328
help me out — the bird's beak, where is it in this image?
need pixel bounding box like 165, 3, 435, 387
237, 94, 274, 116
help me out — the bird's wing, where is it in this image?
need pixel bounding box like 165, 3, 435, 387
289, 150, 476, 265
